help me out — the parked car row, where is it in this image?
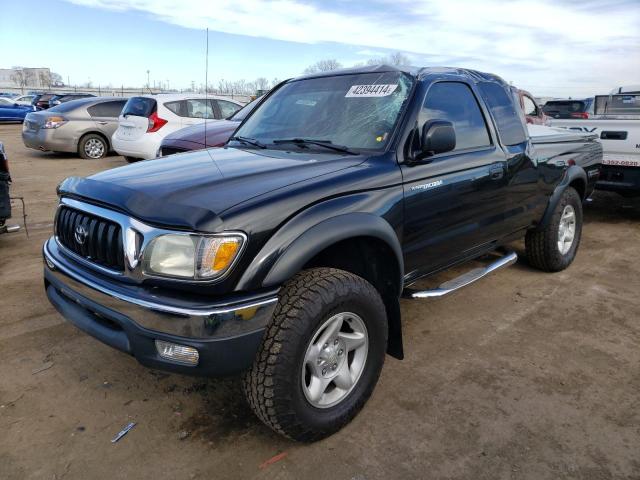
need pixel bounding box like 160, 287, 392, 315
19, 93, 245, 160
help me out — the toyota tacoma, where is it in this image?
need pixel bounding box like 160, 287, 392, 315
43, 66, 602, 441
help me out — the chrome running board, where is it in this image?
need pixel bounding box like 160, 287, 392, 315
403, 251, 518, 299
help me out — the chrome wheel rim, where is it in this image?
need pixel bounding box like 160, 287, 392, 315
84, 138, 105, 158
301, 312, 368, 409
557, 205, 576, 255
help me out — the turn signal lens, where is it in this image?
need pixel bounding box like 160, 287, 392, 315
214, 241, 240, 270
197, 237, 243, 278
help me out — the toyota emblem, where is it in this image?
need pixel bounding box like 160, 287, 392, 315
74, 224, 88, 245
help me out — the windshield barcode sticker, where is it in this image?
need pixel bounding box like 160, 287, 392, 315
345, 84, 398, 98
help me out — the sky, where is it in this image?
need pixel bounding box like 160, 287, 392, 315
2, 0, 639, 97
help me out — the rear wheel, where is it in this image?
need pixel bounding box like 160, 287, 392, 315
78, 134, 108, 160
526, 187, 583, 272
243, 268, 388, 441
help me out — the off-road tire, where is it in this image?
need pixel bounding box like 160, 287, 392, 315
78, 133, 108, 160
526, 186, 582, 272
243, 267, 388, 442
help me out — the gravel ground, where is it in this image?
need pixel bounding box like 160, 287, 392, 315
0, 123, 639, 480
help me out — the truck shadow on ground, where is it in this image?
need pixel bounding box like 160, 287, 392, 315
153, 373, 288, 446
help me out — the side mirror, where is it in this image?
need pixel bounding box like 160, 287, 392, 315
417, 120, 456, 160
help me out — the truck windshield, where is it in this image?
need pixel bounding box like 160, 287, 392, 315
233, 71, 414, 151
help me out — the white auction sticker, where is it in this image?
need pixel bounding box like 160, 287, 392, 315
345, 84, 398, 98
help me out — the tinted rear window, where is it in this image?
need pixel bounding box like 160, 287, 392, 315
122, 97, 156, 117
87, 100, 126, 118
543, 101, 587, 114
477, 82, 527, 146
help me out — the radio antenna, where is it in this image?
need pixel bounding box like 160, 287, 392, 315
204, 27, 209, 149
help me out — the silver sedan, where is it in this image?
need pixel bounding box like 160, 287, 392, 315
22, 97, 127, 159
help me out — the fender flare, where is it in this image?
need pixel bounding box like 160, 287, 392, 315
538, 165, 587, 229
236, 212, 404, 294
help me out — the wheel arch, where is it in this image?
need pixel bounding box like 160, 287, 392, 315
537, 165, 587, 230
237, 212, 405, 359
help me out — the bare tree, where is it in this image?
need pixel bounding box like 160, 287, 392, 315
303, 59, 342, 74
10, 68, 34, 93
388, 52, 411, 66
254, 77, 269, 91
271, 77, 281, 88
51, 72, 64, 86
10, 70, 26, 93
38, 70, 52, 89
365, 52, 411, 67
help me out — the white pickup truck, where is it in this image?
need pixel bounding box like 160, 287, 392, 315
550, 93, 640, 196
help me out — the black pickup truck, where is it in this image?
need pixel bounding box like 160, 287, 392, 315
43, 66, 601, 441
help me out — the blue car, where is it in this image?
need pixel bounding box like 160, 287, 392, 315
0, 97, 35, 123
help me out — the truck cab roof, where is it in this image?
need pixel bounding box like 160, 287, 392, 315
297, 64, 509, 87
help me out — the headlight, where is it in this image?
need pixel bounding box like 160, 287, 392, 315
143, 233, 244, 280
42, 116, 67, 129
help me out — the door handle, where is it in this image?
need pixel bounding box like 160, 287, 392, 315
490, 165, 504, 180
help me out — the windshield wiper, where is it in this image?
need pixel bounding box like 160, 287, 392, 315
228, 135, 266, 149
272, 138, 358, 155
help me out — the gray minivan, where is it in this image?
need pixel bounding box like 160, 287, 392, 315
22, 97, 127, 159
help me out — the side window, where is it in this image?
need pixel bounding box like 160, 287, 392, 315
216, 100, 241, 119
164, 101, 184, 116
420, 82, 491, 151
523, 96, 538, 116
88, 101, 126, 118
477, 82, 527, 146
185, 99, 214, 119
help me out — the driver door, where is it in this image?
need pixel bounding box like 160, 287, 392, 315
401, 81, 509, 278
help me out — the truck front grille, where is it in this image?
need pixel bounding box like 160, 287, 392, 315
56, 206, 124, 271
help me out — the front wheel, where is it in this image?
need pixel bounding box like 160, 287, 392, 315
243, 268, 388, 441
526, 186, 583, 272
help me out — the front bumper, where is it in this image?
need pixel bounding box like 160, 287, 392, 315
43, 238, 278, 376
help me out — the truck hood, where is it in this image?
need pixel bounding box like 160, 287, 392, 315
58, 147, 364, 232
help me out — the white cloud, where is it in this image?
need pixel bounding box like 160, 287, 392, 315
65, 0, 640, 96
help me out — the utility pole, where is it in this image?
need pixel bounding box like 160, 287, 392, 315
146, 70, 150, 90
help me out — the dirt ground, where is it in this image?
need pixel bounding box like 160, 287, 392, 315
0, 123, 639, 480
